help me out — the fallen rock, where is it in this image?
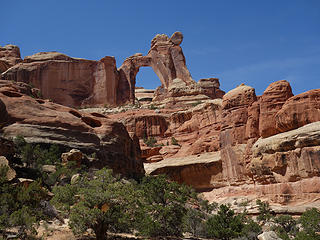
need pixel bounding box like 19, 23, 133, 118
61, 149, 83, 166
42, 165, 57, 174
0, 44, 22, 69
71, 174, 80, 185
140, 146, 162, 160
0, 156, 16, 181
258, 231, 281, 240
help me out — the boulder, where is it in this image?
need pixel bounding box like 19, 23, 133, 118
42, 165, 57, 173
0, 44, 22, 69
146, 155, 164, 163
61, 149, 83, 166
258, 231, 281, 240
259, 80, 293, 138
0, 156, 16, 181
169, 31, 183, 45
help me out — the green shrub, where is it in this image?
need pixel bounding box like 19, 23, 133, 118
51, 168, 139, 240
256, 199, 272, 222
296, 208, 320, 240
0, 166, 48, 238
171, 136, 180, 146
149, 104, 157, 110
143, 136, 157, 147
206, 204, 244, 240
135, 175, 194, 238
271, 215, 297, 240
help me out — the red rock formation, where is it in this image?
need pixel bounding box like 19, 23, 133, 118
198, 78, 225, 99
118, 32, 194, 103
276, 89, 320, 132
259, 80, 293, 138
0, 44, 22, 71
0, 80, 144, 177
1, 52, 126, 108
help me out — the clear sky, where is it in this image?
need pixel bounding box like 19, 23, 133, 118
2, 0, 319, 95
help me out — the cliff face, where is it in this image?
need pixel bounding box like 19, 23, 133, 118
1, 52, 126, 107
0, 80, 144, 178
1, 33, 319, 206
110, 80, 320, 206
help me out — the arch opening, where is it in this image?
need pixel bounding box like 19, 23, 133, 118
135, 67, 162, 104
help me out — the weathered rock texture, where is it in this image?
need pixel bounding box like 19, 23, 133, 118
1, 52, 126, 107
126, 79, 320, 207
0, 45, 22, 73
275, 89, 320, 133
145, 152, 223, 191
259, 80, 293, 138
2, 33, 225, 108
0, 80, 144, 177
118, 32, 225, 104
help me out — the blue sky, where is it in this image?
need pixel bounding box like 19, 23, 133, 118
2, 0, 319, 95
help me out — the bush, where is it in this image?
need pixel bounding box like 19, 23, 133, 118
256, 199, 272, 222
14, 136, 61, 169
171, 136, 180, 146
51, 168, 139, 240
206, 204, 244, 240
296, 208, 320, 240
0, 166, 48, 238
271, 215, 297, 240
149, 104, 157, 110
143, 136, 157, 147
135, 175, 194, 238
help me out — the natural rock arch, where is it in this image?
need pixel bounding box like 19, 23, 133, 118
118, 32, 194, 102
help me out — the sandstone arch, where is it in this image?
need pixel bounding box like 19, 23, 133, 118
118, 32, 194, 102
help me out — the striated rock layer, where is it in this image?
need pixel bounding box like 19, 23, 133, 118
125, 80, 320, 207
0, 80, 144, 178
1, 52, 126, 107
0, 44, 22, 73
2, 32, 225, 108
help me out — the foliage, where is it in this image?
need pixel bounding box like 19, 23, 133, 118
183, 207, 207, 237
191, 100, 202, 107
143, 136, 157, 147
271, 215, 297, 240
0, 166, 48, 238
295, 208, 320, 240
14, 135, 61, 169
240, 217, 262, 240
149, 104, 157, 110
256, 199, 272, 222
182, 199, 219, 238
51, 168, 139, 240
171, 136, 180, 146
135, 175, 194, 237
13, 136, 82, 188
206, 204, 244, 240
